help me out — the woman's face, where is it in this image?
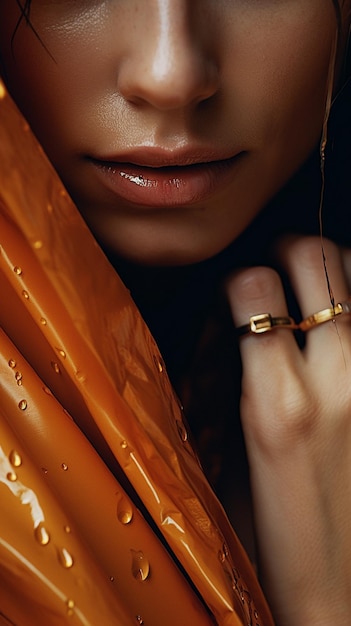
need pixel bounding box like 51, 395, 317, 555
0, 1, 347, 265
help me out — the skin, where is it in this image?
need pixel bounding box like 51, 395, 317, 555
0, 0, 343, 265
1, 2, 351, 624
227, 238, 351, 625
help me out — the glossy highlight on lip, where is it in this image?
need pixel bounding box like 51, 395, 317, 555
89, 154, 244, 208
119, 169, 184, 191
120, 170, 157, 188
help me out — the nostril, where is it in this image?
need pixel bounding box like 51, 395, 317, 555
117, 51, 219, 111
115, 6, 220, 112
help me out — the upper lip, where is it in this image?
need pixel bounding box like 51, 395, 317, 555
88, 146, 243, 168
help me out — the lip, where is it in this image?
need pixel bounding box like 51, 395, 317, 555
88, 149, 245, 208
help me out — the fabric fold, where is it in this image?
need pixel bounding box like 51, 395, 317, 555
0, 80, 274, 626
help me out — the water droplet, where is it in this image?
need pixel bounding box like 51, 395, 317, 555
176, 420, 188, 443
9, 450, 22, 467
109, 576, 115, 583
177, 398, 184, 412
153, 355, 164, 373
117, 498, 133, 525
61, 463, 68, 471
18, 399, 27, 411
51, 361, 61, 374
6, 471, 17, 482
64, 525, 71, 534
57, 349, 66, 359
58, 547, 74, 569
43, 386, 53, 396
218, 542, 229, 566
66, 599, 75, 616
60, 189, 67, 198
22, 290, 29, 300
35, 523, 50, 546
40, 317, 47, 326
8, 359, 16, 369
218, 548, 227, 564
33, 240, 43, 250
136, 617, 144, 625
131, 550, 150, 582
232, 567, 241, 583
13, 266, 23, 276
41, 467, 48, 475
75, 371, 86, 383
120, 440, 128, 449
15, 371, 23, 386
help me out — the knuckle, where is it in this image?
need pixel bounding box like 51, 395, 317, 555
241, 373, 319, 455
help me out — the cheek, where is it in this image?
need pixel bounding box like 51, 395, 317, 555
224, 8, 335, 150
0, 46, 88, 161
0, 6, 105, 138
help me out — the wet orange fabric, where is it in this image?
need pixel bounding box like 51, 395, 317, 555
0, 81, 274, 626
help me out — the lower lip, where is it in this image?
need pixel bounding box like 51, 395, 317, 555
89, 156, 244, 208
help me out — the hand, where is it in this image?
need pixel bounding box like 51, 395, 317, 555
226, 236, 351, 626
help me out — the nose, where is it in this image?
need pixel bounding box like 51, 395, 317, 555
116, 1, 220, 111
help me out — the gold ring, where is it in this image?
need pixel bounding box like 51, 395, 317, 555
237, 313, 299, 337
299, 300, 351, 331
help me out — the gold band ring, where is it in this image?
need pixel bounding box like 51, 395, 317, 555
299, 300, 351, 332
237, 313, 299, 337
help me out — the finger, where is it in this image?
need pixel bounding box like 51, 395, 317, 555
226, 267, 303, 420
278, 237, 351, 346
341, 247, 351, 293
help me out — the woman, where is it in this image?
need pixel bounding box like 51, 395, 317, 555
0, 1, 350, 624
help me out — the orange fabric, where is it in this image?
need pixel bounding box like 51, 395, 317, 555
0, 81, 274, 626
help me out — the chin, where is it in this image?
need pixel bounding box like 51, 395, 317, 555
114, 247, 213, 268
101, 235, 224, 268
89, 218, 231, 267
